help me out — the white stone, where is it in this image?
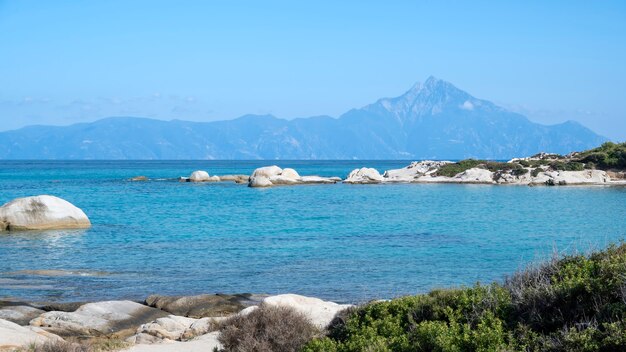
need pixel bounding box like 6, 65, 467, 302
251, 166, 283, 179
122, 331, 221, 352
262, 294, 352, 329
30, 300, 165, 336
383, 161, 451, 182
300, 176, 338, 184
344, 168, 384, 184
248, 176, 273, 188
281, 168, 300, 179
455, 168, 495, 183
189, 171, 211, 182
0, 195, 90, 231
127, 315, 218, 343
0, 318, 63, 349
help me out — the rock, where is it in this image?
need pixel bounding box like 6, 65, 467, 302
542, 170, 609, 185
122, 331, 221, 352
145, 293, 264, 319
127, 315, 218, 343
0, 195, 91, 231
0, 305, 45, 326
281, 168, 300, 179
131, 176, 148, 181
455, 168, 495, 183
218, 175, 249, 184
30, 300, 168, 336
344, 168, 384, 184
189, 171, 213, 182
383, 161, 451, 182
300, 176, 339, 184
248, 176, 273, 188
262, 294, 352, 329
251, 166, 283, 179
0, 318, 63, 349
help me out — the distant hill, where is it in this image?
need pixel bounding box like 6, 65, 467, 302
0, 77, 607, 160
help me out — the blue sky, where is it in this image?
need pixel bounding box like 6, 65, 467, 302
1, 0, 625, 140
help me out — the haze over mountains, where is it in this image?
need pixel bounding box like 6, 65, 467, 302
0, 77, 606, 160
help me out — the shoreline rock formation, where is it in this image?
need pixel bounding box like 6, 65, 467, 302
248, 166, 340, 187
0, 293, 350, 351
0, 195, 91, 232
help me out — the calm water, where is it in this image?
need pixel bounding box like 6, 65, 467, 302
0, 160, 625, 304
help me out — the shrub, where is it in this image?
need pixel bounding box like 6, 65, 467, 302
531, 168, 542, 177
19, 341, 90, 352
217, 303, 318, 352
549, 161, 585, 171
305, 243, 626, 352
436, 159, 526, 177
577, 142, 626, 170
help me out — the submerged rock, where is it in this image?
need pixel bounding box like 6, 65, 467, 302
344, 168, 384, 184
131, 176, 148, 181
30, 300, 168, 336
0, 195, 91, 231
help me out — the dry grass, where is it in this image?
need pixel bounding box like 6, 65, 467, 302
16, 338, 129, 352
217, 303, 318, 352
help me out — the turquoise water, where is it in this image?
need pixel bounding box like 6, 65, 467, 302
0, 161, 625, 304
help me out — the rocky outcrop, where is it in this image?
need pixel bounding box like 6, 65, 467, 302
127, 315, 216, 343
145, 293, 264, 318
258, 294, 352, 329
123, 331, 221, 352
248, 166, 340, 187
382, 161, 450, 182
188, 171, 220, 183
0, 304, 45, 326
0, 195, 91, 231
0, 318, 63, 349
344, 168, 384, 184
217, 175, 249, 184
30, 300, 168, 336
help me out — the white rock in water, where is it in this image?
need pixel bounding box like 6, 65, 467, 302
262, 294, 352, 329
251, 166, 283, 179
344, 168, 384, 184
30, 300, 167, 336
543, 170, 609, 185
0, 318, 63, 349
0, 195, 91, 231
248, 176, 273, 188
189, 171, 211, 182
281, 168, 300, 179
455, 168, 494, 183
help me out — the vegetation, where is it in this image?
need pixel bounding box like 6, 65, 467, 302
577, 142, 626, 170
304, 243, 626, 352
217, 304, 318, 352
16, 338, 128, 352
436, 160, 526, 177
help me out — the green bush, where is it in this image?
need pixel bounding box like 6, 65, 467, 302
577, 142, 626, 170
549, 161, 585, 171
304, 243, 626, 352
436, 160, 526, 177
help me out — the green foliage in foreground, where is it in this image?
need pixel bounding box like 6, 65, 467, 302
577, 142, 626, 170
304, 243, 626, 352
436, 160, 526, 177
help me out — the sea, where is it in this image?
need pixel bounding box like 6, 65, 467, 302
1, 160, 625, 304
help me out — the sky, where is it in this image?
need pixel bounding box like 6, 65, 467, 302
0, 0, 625, 140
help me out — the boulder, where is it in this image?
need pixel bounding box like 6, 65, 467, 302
383, 161, 451, 182
0, 318, 63, 349
188, 170, 220, 182
218, 175, 249, 184
251, 166, 283, 179
281, 168, 300, 179
122, 331, 221, 352
248, 176, 273, 188
145, 293, 265, 318
344, 168, 384, 184
0, 305, 45, 326
262, 294, 352, 329
0, 195, 91, 231
455, 168, 495, 183
127, 315, 218, 343
30, 300, 168, 336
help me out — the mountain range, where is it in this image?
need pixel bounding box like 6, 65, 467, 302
0, 77, 607, 160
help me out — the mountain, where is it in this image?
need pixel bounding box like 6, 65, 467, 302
0, 77, 607, 160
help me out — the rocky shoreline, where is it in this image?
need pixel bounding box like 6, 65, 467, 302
0, 293, 350, 351
169, 151, 626, 188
